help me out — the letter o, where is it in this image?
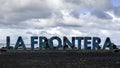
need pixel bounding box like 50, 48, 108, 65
48, 36, 62, 48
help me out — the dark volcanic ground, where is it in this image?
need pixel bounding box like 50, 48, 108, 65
0, 50, 120, 68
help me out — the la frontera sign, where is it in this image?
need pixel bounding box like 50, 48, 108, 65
5, 36, 116, 50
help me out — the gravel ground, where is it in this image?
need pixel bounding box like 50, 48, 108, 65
0, 50, 120, 68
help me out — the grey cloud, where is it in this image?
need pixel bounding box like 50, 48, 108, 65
70, 10, 80, 18
0, 0, 53, 28
112, 6, 120, 17
64, 0, 111, 9
26, 31, 33, 35
64, 0, 81, 5
91, 9, 112, 19
57, 23, 82, 28
0, 0, 116, 29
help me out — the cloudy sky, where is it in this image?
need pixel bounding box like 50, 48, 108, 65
0, 0, 120, 47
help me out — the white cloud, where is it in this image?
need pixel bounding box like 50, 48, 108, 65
0, 0, 120, 47
0, 0, 112, 28
106, 11, 120, 22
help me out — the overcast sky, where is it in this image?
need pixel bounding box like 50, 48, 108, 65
0, 0, 120, 47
